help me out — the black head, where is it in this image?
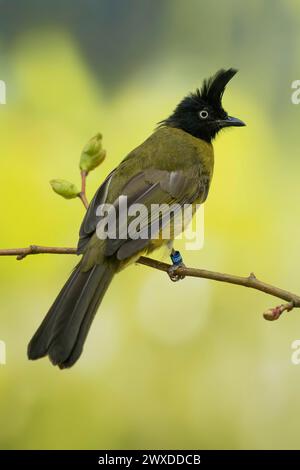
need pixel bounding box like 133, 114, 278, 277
160, 68, 245, 143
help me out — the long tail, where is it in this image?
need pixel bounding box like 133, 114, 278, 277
27, 262, 115, 369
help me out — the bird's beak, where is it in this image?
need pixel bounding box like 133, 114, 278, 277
219, 116, 246, 128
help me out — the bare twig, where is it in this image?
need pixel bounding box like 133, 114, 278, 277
138, 257, 300, 312
0, 246, 77, 260
78, 170, 89, 209
0, 245, 299, 320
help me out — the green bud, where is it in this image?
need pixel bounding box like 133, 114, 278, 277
50, 179, 80, 199
80, 133, 106, 172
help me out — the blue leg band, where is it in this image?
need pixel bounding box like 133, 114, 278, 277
170, 250, 183, 265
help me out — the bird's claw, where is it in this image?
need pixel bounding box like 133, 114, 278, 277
167, 264, 186, 282
168, 250, 186, 282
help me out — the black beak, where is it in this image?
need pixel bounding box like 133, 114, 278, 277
219, 116, 246, 128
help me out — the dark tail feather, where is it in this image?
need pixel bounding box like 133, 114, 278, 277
27, 262, 115, 368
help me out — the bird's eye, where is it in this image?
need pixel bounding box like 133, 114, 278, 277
199, 110, 209, 119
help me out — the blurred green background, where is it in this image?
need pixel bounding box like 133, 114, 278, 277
0, 0, 300, 450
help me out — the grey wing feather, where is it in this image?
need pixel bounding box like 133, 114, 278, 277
77, 170, 115, 253
105, 168, 201, 259
78, 165, 207, 262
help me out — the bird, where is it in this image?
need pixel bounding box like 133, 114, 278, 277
28, 68, 245, 368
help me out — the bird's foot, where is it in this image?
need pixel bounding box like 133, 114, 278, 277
168, 250, 186, 282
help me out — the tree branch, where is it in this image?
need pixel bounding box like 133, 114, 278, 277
0, 245, 299, 321
0, 245, 77, 260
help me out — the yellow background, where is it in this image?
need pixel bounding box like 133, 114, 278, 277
0, 0, 300, 449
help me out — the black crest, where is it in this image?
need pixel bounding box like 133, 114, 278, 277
192, 68, 237, 110
160, 68, 243, 142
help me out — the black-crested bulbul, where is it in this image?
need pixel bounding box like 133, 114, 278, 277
28, 68, 245, 368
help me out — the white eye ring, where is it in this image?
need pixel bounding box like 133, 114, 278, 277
199, 110, 209, 119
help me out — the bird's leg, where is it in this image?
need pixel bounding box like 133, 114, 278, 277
168, 247, 186, 282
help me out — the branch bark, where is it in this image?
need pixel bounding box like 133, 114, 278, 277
0, 245, 299, 320
0, 246, 77, 260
